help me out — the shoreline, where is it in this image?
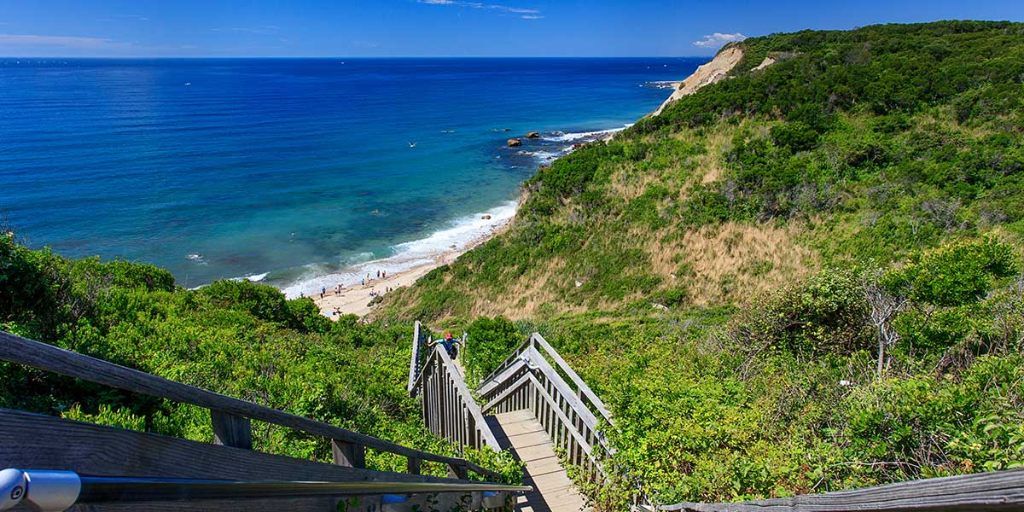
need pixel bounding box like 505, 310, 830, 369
311, 206, 515, 318
298, 125, 632, 319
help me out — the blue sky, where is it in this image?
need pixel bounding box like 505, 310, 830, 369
1, 0, 1022, 57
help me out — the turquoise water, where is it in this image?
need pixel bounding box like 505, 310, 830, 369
0, 58, 704, 292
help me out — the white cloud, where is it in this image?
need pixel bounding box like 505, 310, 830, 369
417, 0, 540, 16
692, 32, 747, 49
0, 33, 129, 50
211, 25, 280, 35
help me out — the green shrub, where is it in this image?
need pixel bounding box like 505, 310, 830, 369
463, 316, 522, 384
884, 238, 1017, 307
738, 268, 871, 356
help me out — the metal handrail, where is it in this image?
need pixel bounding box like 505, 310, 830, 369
0, 469, 530, 512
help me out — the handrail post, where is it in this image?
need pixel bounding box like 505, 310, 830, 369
332, 440, 366, 469
211, 411, 253, 450
407, 457, 421, 475
448, 462, 468, 480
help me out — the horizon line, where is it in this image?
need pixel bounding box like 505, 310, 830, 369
0, 55, 711, 60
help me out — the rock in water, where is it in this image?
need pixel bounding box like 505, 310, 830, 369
526, 131, 540, 139
481, 214, 492, 220
507, 138, 522, 147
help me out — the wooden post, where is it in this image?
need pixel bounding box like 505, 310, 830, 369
211, 410, 252, 450
332, 439, 366, 468
407, 457, 421, 475
448, 462, 468, 480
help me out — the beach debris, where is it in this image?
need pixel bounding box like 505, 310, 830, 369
526, 131, 540, 139
575, 280, 583, 288
507, 138, 522, 147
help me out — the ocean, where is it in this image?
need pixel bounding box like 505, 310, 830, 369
0, 57, 704, 295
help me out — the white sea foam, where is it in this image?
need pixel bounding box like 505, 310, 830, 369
280, 200, 518, 299
543, 124, 631, 142
246, 272, 268, 282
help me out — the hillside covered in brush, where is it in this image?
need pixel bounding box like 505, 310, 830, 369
385, 21, 1024, 319
382, 21, 1024, 507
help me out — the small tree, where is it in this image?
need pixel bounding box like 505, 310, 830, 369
863, 270, 907, 377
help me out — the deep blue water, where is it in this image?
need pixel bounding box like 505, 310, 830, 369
0, 58, 704, 291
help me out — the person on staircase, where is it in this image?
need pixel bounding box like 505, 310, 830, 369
430, 331, 461, 360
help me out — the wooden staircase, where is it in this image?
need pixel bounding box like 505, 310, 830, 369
409, 325, 611, 512
407, 323, 1024, 512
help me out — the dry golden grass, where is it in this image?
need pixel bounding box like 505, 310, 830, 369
648, 221, 818, 306
609, 162, 655, 201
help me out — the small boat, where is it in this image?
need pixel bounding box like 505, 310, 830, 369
408, 142, 417, 148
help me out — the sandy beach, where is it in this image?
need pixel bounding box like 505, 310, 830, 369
312, 212, 513, 319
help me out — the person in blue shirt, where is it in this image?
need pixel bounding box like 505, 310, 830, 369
431, 331, 460, 359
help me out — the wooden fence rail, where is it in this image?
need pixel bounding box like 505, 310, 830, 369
653, 468, 1024, 512
477, 335, 613, 484
0, 330, 500, 483
408, 337, 501, 458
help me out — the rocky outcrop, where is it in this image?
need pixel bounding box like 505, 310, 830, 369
526, 131, 540, 139
752, 56, 776, 71
507, 138, 522, 147
652, 45, 745, 116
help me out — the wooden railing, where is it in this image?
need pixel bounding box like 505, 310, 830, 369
649, 468, 1024, 512
407, 321, 428, 393
0, 330, 513, 511
408, 326, 501, 460
477, 333, 612, 483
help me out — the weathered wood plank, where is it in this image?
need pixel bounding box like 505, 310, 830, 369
0, 331, 496, 480
0, 409, 487, 512
211, 411, 252, 450
531, 333, 612, 421
407, 321, 423, 392
413, 345, 502, 453
657, 468, 1024, 512
331, 440, 366, 469
482, 373, 533, 414
528, 347, 600, 433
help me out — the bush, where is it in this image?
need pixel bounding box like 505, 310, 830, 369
738, 268, 871, 356
884, 238, 1017, 307
463, 316, 522, 385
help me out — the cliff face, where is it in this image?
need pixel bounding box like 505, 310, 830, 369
652, 45, 745, 116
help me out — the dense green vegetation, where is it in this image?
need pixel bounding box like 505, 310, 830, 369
0, 234, 518, 481
381, 20, 1024, 508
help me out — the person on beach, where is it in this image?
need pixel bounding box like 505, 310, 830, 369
320, 286, 326, 299
361, 278, 365, 286
382, 270, 387, 279
376, 270, 381, 279
336, 284, 342, 294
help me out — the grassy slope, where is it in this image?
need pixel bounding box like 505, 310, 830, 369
381, 21, 1024, 507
